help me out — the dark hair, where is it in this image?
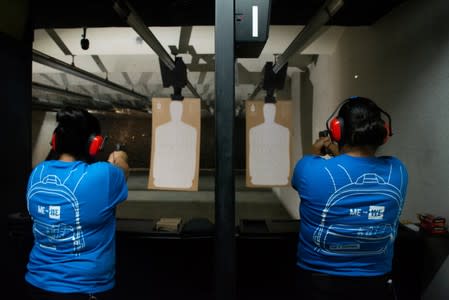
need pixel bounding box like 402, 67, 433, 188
338, 97, 388, 148
52, 107, 101, 161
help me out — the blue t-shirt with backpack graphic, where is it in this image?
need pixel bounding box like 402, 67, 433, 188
26, 160, 127, 293
292, 154, 408, 276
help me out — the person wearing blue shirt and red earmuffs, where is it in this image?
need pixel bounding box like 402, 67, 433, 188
292, 97, 408, 300
25, 107, 129, 300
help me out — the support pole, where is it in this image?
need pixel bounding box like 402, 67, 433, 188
215, 0, 236, 299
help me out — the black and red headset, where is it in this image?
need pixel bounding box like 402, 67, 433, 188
51, 131, 105, 157
326, 96, 393, 145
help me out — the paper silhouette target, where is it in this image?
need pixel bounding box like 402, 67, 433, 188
148, 98, 201, 191
246, 101, 292, 187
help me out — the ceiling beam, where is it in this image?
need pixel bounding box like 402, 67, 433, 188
40, 73, 62, 87
32, 49, 149, 104
91, 54, 108, 73
249, 0, 344, 99
122, 72, 133, 86
272, 0, 344, 73
178, 26, 192, 54
113, 0, 201, 99
45, 28, 73, 56
60, 73, 69, 88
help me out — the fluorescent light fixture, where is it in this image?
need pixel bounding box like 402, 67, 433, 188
252, 6, 259, 37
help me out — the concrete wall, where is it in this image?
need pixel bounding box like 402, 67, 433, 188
277, 0, 449, 225
31, 110, 56, 167
326, 0, 449, 222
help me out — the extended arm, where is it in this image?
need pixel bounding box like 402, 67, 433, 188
310, 136, 339, 156
108, 150, 130, 179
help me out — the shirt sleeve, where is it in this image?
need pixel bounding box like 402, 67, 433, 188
291, 155, 316, 191
108, 164, 128, 207
395, 158, 409, 200
291, 154, 335, 203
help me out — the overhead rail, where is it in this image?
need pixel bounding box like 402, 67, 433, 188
113, 0, 202, 99
32, 96, 66, 110
32, 49, 149, 103
32, 82, 93, 102
32, 82, 149, 112
249, 0, 344, 99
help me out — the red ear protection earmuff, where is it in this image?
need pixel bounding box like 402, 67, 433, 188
329, 117, 344, 143
51, 132, 57, 151
87, 135, 105, 157
326, 99, 351, 145
383, 122, 391, 144
50, 132, 104, 157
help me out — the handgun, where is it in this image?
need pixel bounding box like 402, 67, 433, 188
319, 130, 329, 138
318, 130, 332, 155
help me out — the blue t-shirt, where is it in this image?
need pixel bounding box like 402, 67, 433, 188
291, 154, 408, 276
25, 160, 128, 293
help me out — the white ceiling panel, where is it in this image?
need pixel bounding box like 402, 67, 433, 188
32, 24, 345, 110
52, 27, 181, 55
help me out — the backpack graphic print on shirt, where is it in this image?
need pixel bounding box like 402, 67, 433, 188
313, 164, 406, 256
27, 167, 86, 255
